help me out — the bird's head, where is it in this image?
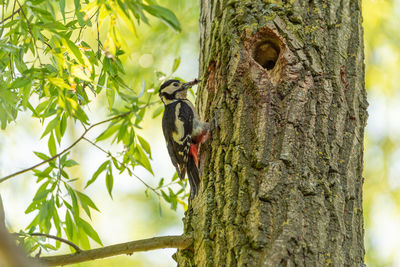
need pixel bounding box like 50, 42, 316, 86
159, 79, 200, 105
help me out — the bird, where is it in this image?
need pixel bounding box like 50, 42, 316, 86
158, 79, 210, 198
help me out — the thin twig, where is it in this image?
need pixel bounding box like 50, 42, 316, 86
0, 111, 132, 184
16, 0, 45, 68
34, 235, 192, 266
15, 233, 82, 253
82, 137, 160, 196
0, 7, 21, 25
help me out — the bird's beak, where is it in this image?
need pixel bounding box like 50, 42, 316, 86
182, 79, 201, 89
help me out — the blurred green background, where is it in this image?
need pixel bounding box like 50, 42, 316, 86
363, 0, 400, 266
0, 0, 399, 266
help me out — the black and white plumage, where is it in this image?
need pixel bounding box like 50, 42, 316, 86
159, 79, 209, 198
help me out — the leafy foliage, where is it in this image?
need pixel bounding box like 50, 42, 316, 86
0, 0, 191, 255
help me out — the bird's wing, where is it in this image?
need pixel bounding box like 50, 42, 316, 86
162, 101, 193, 180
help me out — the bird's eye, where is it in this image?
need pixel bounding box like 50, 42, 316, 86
173, 83, 179, 87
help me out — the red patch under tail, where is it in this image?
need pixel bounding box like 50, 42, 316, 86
189, 144, 199, 167
190, 129, 210, 168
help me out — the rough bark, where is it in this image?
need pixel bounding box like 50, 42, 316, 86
176, 0, 367, 266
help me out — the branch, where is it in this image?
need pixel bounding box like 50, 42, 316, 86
0, 111, 132, 184
34, 235, 192, 266
0, 7, 21, 25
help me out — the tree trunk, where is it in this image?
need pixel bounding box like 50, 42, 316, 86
176, 0, 367, 266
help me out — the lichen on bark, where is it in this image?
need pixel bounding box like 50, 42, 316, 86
176, 0, 367, 266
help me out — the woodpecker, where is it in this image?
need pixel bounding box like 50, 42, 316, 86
159, 79, 210, 198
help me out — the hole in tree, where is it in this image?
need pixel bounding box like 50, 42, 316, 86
253, 39, 281, 70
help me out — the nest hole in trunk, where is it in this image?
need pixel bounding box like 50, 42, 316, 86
252, 37, 281, 70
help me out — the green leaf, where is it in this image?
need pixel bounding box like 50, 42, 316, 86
29, 6, 54, 22
96, 124, 120, 142
41, 117, 59, 138
106, 167, 113, 199
71, 65, 91, 82
152, 105, 164, 118
78, 228, 91, 250
60, 169, 70, 179
134, 108, 145, 126
142, 4, 181, 32
26, 215, 39, 232
137, 135, 151, 157
59, 0, 66, 22
76, 191, 100, 212
78, 218, 102, 245
33, 166, 53, 180
25, 201, 40, 214
35, 100, 50, 115
73, 0, 81, 12
74, 106, 89, 124
48, 133, 57, 157
9, 77, 31, 89
161, 190, 170, 202
106, 88, 115, 109
116, 0, 137, 34
63, 38, 85, 65
55, 124, 62, 145
38, 201, 51, 231
33, 180, 50, 201
111, 157, 120, 170
33, 152, 52, 163
171, 57, 181, 73
60, 152, 69, 165
97, 72, 106, 93
168, 188, 177, 210
43, 243, 57, 251
135, 146, 153, 175
48, 77, 70, 89
65, 211, 74, 240
172, 172, 179, 181
65, 185, 79, 216
79, 199, 91, 218
64, 159, 79, 167
60, 113, 67, 137
85, 161, 109, 188
158, 178, 164, 188
116, 121, 128, 143
52, 204, 61, 234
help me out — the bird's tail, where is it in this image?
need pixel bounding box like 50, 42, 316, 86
187, 155, 200, 198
